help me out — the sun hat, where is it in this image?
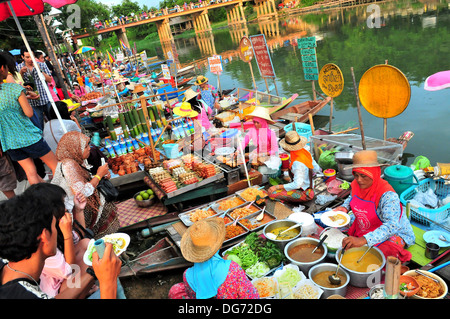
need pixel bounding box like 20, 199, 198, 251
279, 130, 307, 152
72, 82, 80, 87
195, 75, 208, 86
173, 101, 199, 118
182, 88, 199, 102
245, 106, 275, 124
180, 217, 226, 263
132, 84, 146, 94
348, 150, 387, 168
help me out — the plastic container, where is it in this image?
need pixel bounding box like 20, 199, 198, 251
384, 165, 419, 197
162, 143, 181, 159
284, 122, 312, 142
400, 178, 450, 226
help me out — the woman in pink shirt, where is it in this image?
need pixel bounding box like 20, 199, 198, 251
72, 82, 86, 98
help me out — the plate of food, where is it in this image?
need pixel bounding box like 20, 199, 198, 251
83, 233, 130, 266
320, 210, 351, 228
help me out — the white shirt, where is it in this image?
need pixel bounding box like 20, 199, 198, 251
283, 159, 321, 192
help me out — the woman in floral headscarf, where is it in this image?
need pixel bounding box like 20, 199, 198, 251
51, 131, 120, 239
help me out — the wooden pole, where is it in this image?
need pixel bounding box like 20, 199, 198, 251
350, 67, 366, 150
312, 81, 317, 101
329, 97, 334, 132
248, 62, 256, 90
140, 97, 157, 160
273, 77, 279, 96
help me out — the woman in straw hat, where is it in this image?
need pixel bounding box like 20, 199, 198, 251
195, 75, 220, 113
168, 218, 259, 299
183, 88, 213, 130
237, 106, 279, 166
268, 130, 321, 203
334, 150, 415, 262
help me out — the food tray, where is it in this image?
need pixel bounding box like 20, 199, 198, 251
211, 195, 248, 214
178, 204, 220, 227
238, 210, 277, 232
236, 185, 268, 204
228, 203, 262, 221
221, 238, 280, 280
224, 222, 248, 243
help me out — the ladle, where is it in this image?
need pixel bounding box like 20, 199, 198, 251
329, 245, 347, 285
266, 223, 302, 240
356, 246, 372, 263
312, 235, 328, 254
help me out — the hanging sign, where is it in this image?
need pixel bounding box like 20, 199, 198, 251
298, 36, 318, 81
161, 64, 171, 79
239, 36, 254, 62
208, 55, 223, 74
250, 34, 276, 78
318, 63, 344, 98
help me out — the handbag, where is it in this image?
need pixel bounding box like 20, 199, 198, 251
97, 178, 119, 202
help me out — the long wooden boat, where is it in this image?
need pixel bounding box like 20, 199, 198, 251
269, 97, 331, 136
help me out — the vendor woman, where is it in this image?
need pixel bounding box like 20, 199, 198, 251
334, 150, 415, 262
195, 75, 220, 114
238, 106, 278, 165
268, 131, 321, 203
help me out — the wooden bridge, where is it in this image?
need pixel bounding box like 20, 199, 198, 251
71, 0, 278, 48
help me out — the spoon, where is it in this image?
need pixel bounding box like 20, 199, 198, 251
266, 223, 302, 240
312, 234, 328, 254
329, 245, 347, 285
255, 206, 266, 222
439, 235, 448, 242
356, 246, 372, 263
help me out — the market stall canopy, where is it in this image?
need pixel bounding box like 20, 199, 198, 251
424, 70, 450, 91
9, 49, 20, 55
0, 0, 77, 21
74, 46, 96, 54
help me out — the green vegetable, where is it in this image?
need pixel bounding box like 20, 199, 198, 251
246, 261, 270, 278
278, 267, 302, 287
225, 254, 242, 266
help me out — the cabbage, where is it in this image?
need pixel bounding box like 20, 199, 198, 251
225, 254, 242, 266
246, 261, 270, 278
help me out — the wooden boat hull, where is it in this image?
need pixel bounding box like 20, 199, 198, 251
119, 237, 191, 278
271, 97, 331, 122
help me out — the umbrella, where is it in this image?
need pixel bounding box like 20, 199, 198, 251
74, 46, 96, 54
424, 70, 450, 91
0, 0, 78, 134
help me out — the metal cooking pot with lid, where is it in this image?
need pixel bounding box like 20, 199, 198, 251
334, 151, 355, 164
383, 165, 419, 197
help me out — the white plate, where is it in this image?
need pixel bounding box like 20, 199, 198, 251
83, 233, 130, 266
320, 210, 351, 228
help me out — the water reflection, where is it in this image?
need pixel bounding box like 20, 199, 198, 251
139, 0, 449, 164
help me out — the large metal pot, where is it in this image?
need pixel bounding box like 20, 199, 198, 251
308, 263, 350, 299
337, 162, 354, 181
334, 151, 354, 164
263, 219, 302, 250
284, 237, 327, 274
335, 246, 386, 288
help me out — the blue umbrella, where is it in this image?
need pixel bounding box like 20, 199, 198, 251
9, 49, 20, 56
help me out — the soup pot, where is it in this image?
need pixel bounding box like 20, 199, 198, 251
335, 246, 386, 288
263, 219, 302, 250
308, 263, 350, 299
284, 237, 327, 274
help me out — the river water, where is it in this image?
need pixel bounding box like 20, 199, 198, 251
142, 0, 450, 166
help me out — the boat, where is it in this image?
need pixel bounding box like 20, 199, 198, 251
177, 65, 195, 77
269, 97, 332, 136
119, 237, 191, 278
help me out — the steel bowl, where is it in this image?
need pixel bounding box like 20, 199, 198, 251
284, 237, 328, 274
263, 219, 302, 250
335, 246, 386, 288
308, 263, 350, 299
134, 191, 155, 208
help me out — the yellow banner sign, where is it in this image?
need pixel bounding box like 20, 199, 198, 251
318, 63, 344, 98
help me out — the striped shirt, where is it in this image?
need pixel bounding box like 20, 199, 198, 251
17, 61, 52, 108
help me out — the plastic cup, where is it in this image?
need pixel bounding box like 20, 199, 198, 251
425, 242, 440, 259
105, 143, 116, 158
94, 239, 105, 259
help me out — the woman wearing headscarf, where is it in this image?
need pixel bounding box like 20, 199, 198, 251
334, 150, 415, 262
51, 131, 120, 239
239, 107, 278, 166
195, 75, 219, 115
168, 218, 259, 299
268, 130, 321, 203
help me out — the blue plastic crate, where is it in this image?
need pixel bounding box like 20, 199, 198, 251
284, 122, 312, 141
400, 178, 450, 226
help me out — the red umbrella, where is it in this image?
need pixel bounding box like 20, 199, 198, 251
0, 0, 78, 133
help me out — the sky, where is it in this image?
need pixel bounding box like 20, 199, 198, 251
98, 0, 162, 9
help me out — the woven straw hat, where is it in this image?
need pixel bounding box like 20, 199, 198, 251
195, 75, 208, 86
279, 130, 307, 152
349, 150, 386, 168
245, 106, 275, 124
180, 217, 226, 263
173, 101, 199, 118
182, 88, 198, 102
132, 84, 146, 94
